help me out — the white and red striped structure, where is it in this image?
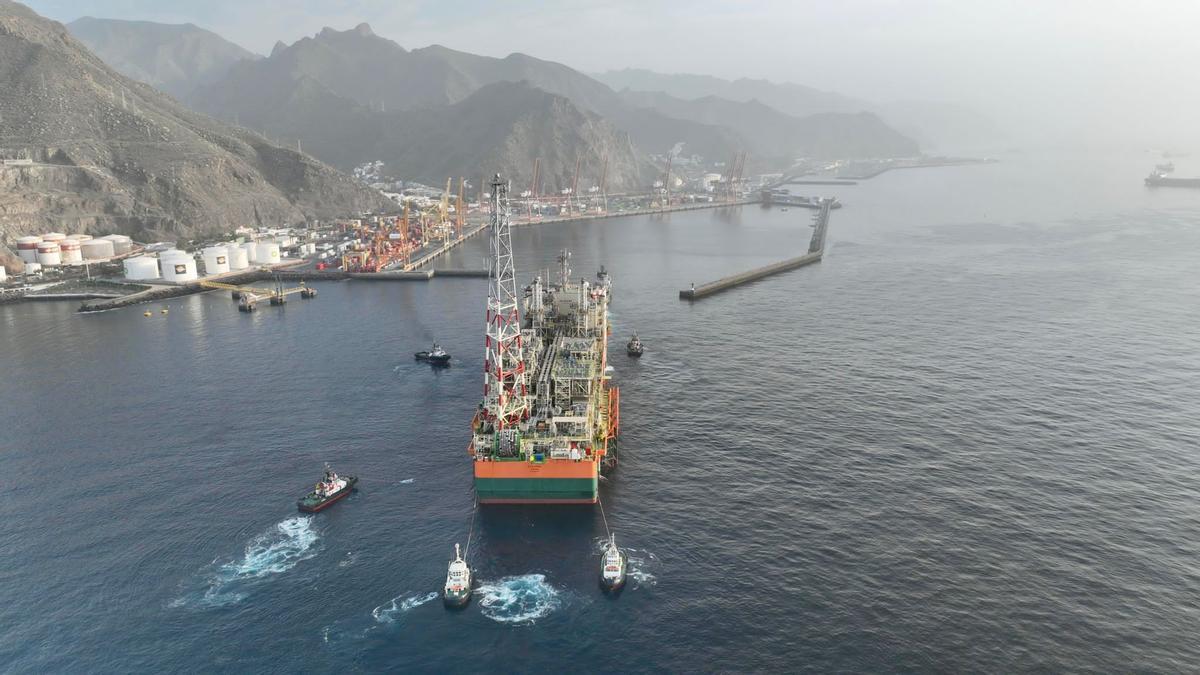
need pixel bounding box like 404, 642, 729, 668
481, 174, 529, 429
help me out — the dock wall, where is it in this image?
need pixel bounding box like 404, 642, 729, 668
680, 199, 834, 301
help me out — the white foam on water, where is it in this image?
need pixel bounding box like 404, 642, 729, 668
625, 549, 658, 589
179, 517, 321, 608
477, 574, 561, 625
372, 591, 438, 623
400, 478, 415, 484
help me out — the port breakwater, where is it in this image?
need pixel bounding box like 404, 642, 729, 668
680, 199, 833, 301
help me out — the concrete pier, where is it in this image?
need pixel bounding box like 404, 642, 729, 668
680, 199, 834, 301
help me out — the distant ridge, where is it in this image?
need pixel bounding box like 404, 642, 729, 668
67, 16, 259, 98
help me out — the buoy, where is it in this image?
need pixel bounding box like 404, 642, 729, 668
161, 308, 168, 314
143, 311, 152, 317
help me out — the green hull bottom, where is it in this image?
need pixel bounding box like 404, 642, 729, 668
475, 477, 598, 504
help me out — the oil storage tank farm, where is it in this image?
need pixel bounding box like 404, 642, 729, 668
241, 241, 258, 264
59, 240, 82, 264
100, 234, 132, 255
82, 239, 115, 260
227, 244, 250, 270
159, 250, 198, 282
255, 241, 281, 265
16, 236, 40, 263
123, 256, 159, 280
36, 242, 61, 266
202, 246, 230, 275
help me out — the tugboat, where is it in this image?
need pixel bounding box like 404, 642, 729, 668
599, 533, 628, 592
626, 333, 644, 357
297, 464, 358, 513
443, 543, 472, 608
414, 342, 452, 365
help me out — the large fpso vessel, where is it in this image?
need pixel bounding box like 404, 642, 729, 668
469, 174, 619, 504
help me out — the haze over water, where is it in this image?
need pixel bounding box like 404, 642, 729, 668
3, 150, 1200, 672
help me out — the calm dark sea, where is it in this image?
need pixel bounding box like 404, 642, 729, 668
3, 151, 1200, 673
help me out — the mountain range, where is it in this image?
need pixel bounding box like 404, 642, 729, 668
596, 68, 1005, 152
0, 1, 390, 250
68, 19, 926, 191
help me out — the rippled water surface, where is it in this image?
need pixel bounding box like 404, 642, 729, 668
3, 151, 1200, 672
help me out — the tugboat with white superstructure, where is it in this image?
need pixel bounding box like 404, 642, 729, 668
443, 543, 472, 608
297, 464, 357, 513
415, 342, 452, 365
599, 533, 628, 592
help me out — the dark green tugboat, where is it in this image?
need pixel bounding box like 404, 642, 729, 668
297, 465, 358, 513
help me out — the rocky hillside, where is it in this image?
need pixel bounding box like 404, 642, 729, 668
0, 1, 391, 247
68, 17, 259, 98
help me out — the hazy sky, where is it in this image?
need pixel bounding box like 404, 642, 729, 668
24, 0, 1200, 148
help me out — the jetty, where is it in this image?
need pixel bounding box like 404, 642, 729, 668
679, 198, 834, 301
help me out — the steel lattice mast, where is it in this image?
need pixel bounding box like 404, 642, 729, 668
483, 174, 529, 428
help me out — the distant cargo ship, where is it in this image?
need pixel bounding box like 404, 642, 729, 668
1145, 172, 1200, 188
468, 175, 619, 504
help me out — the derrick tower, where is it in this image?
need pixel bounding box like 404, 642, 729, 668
483, 174, 529, 428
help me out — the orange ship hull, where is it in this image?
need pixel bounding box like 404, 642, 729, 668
473, 457, 599, 504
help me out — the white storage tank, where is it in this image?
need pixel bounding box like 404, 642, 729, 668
228, 245, 249, 270
59, 240, 83, 264
160, 251, 198, 283
36, 242, 62, 266
82, 239, 115, 260
123, 256, 160, 280
42, 232, 66, 244
66, 233, 93, 243
0, 266, 6, 283
201, 246, 230, 276
255, 241, 281, 265
17, 236, 41, 263
242, 241, 258, 263
101, 234, 133, 255
24, 262, 42, 275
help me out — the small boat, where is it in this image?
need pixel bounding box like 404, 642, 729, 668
443, 543, 472, 608
599, 533, 628, 592
297, 465, 358, 513
626, 333, 644, 357
415, 342, 452, 365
